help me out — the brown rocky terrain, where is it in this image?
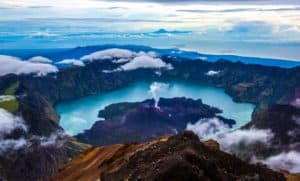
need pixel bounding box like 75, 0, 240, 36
53, 131, 285, 181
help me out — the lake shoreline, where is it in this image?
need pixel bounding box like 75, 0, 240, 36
56, 81, 255, 135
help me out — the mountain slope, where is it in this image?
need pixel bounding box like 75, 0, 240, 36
53, 131, 285, 181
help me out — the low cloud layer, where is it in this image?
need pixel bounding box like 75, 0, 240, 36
56, 59, 85, 67
215, 128, 274, 151
0, 55, 58, 76
186, 117, 229, 138
28, 56, 53, 64
186, 118, 300, 173
81, 48, 135, 61
119, 55, 171, 71
186, 118, 274, 148
0, 108, 66, 154
0, 108, 27, 138
205, 70, 220, 76
0, 108, 28, 153
252, 151, 300, 174
0, 95, 15, 102
81, 48, 172, 72
31, 131, 66, 147
103, 0, 300, 5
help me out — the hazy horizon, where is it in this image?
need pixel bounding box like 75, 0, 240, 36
1, 0, 300, 60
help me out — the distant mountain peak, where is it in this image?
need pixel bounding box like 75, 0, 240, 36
152, 28, 192, 34
154, 28, 168, 33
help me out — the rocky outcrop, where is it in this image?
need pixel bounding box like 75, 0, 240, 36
0, 75, 89, 181
53, 131, 285, 181
244, 104, 300, 154
0, 137, 90, 181
76, 98, 235, 146
18, 86, 61, 136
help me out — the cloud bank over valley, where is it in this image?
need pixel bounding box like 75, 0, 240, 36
0, 108, 66, 154
186, 117, 300, 174
0, 55, 58, 76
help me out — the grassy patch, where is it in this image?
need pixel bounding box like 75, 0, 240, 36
0, 98, 19, 113
0, 81, 20, 113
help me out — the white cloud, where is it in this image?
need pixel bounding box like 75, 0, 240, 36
215, 128, 274, 151
80, 48, 136, 61
33, 130, 66, 147
205, 70, 220, 76
154, 71, 162, 76
0, 95, 15, 102
119, 55, 172, 71
0, 55, 58, 76
186, 117, 229, 138
186, 117, 274, 152
291, 98, 300, 107
186, 117, 300, 173
0, 138, 28, 153
0, 108, 66, 154
56, 59, 85, 67
0, 108, 27, 138
27, 56, 53, 64
198, 56, 208, 60
0, 108, 28, 153
30, 31, 58, 38
252, 151, 300, 174
113, 58, 130, 63
82, 48, 172, 72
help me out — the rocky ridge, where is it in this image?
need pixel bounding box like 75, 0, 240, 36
53, 131, 285, 181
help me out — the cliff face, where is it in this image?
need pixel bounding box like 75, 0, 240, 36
53, 131, 285, 181
19, 58, 300, 117
244, 104, 300, 155
162, 58, 300, 117
0, 137, 90, 181
76, 98, 235, 146
0, 76, 89, 181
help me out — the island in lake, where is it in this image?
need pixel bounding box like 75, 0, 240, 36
76, 97, 235, 146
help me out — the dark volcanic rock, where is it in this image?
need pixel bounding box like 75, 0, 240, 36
244, 104, 300, 152
53, 131, 285, 181
0, 138, 90, 181
76, 97, 235, 146
18, 87, 61, 136
0, 76, 89, 181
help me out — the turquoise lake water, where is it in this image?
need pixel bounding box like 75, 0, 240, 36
55, 81, 255, 135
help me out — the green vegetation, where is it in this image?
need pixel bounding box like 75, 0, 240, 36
0, 98, 19, 113
0, 81, 20, 113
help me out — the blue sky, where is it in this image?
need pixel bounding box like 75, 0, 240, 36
0, 0, 300, 60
